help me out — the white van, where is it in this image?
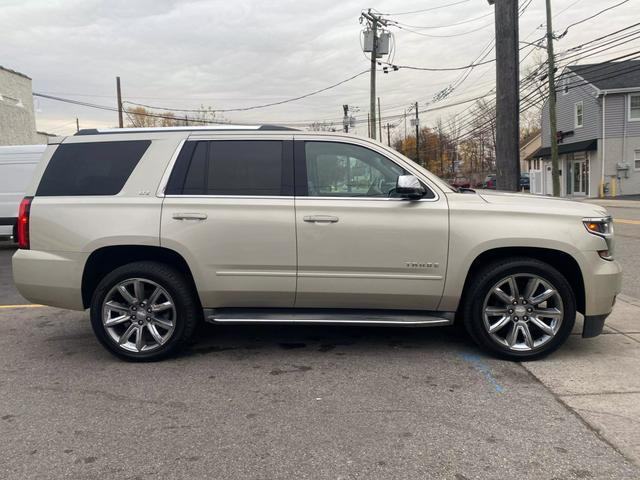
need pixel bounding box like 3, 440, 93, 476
0, 144, 46, 240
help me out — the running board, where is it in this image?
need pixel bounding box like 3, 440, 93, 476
203, 308, 454, 327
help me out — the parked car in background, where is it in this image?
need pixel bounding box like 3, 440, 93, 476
450, 176, 471, 189
520, 172, 531, 191
0, 145, 46, 240
483, 174, 496, 189
13, 126, 620, 362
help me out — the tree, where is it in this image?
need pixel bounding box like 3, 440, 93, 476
124, 105, 227, 128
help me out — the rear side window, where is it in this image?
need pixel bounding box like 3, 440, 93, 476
166, 140, 293, 196
36, 141, 150, 196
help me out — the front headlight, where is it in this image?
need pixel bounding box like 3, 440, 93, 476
583, 216, 614, 260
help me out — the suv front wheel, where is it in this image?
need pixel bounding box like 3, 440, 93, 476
90, 261, 200, 361
462, 257, 576, 360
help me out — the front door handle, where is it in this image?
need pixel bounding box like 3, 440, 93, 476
303, 215, 339, 223
172, 212, 208, 221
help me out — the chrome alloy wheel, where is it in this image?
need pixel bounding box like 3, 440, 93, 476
482, 274, 564, 352
102, 278, 177, 353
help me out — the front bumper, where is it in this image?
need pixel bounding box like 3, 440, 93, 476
580, 253, 621, 337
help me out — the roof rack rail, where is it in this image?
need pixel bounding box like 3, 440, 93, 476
74, 125, 298, 136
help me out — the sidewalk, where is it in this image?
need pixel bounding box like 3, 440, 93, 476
523, 295, 640, 465
580, 196, 640, 209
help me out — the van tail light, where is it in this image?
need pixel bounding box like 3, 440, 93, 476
16, 196, 33, 249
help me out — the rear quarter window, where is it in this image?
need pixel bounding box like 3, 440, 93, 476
36, 140, 150, 196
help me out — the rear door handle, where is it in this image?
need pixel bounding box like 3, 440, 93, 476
303, 215, 339, 223
172, 212, 208, 221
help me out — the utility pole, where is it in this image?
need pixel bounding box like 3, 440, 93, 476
116, 76, 123, 128
377, 97, 382, 141
414, 102, 420, 166
489, 0, 520, 191
343, 104, 349, 133
75, 117, 79, 133
545, 0, 560, 197
361, 10, 389, 140
404, 109, 407, 140
184, 114, 189, 126
367, 113, 371, 137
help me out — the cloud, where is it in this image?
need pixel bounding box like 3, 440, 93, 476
0, 0, 634, 136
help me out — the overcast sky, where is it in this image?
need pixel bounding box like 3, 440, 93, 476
1, 0, 637, 138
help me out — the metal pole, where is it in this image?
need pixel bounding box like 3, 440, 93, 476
116, 76, 123, 128
545, 0, 561, 196
490, 0, 520, 191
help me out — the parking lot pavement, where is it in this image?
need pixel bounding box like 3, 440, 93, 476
2, 243, 640, 478
0, 307, 638, 479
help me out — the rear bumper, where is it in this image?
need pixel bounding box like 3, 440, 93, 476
12, 249, 87, 310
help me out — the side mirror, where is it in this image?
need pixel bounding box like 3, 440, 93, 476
396, 175, 425, 199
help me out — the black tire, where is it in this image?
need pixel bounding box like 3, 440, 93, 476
90, 261, 200, 362
461, 257, 576, 361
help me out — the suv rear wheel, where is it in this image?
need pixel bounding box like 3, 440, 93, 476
462, 257, 576, 360
90, 261, 200, 361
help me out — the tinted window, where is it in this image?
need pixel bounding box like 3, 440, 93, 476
182, 142, 207, 195
169, 140, 290, 196
305, 142, 409, 198
36, 141, 150, 196
207, 141, 282, 196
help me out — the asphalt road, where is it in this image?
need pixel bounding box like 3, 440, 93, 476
1, 241, 639, 478
608, 205, 640, 299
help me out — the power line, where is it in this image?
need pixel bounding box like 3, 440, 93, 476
558, 0, 632, 38
380, 0, 471, 16
392, 12, 493, 30
124, 69, 369, 113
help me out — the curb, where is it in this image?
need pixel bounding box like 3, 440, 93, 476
618, 294, 640, 308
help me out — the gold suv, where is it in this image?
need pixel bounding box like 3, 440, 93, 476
12, 126, 621, 361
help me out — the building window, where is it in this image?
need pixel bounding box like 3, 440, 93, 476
575, 102, 583, 128
635, 150, 640, 170
630, 94, 640, 121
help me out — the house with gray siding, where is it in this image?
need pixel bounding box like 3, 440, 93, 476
532, 60, 640, 197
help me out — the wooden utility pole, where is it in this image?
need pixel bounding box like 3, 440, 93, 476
415, 102, 420, 166
545, 0, 560, 196
404, 109, 407, 139
367, 113, 370, 137
386, 123, 391, 146
361, 10, 389, 140
343, 104, 349, 133
489, 0, 520, 191
75, 118, 79, 133
377, 97, 382, 141
116, 76, 123, 128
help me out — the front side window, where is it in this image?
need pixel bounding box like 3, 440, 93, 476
166, 140, 291, 196
575, 102, 583, 128
305, 141, 424, 198
630, 94, 640, 121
